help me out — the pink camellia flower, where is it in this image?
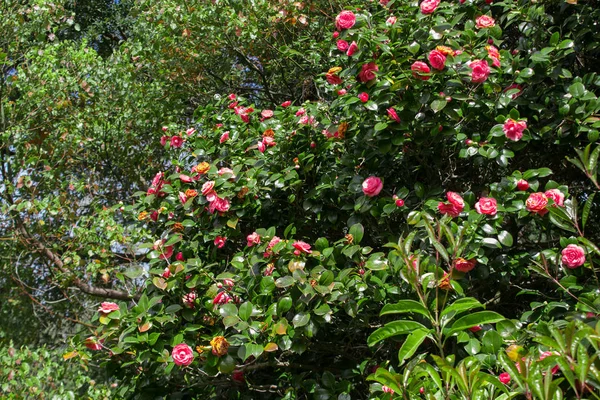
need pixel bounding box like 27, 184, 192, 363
170, 136, 184, 148
411, 61, 431, 80
153, 239, 174, 259
386, 16, 397, 26
545, 189, 565, 207
182, 291, 197, 308
179, 174, 193, 184
516, 179, 530, 191
526, 192, 549, 215
228, 93, 236, 101
295, 108, 306, 117
218, 167, 236, 178
358, 92, 369, 102
175, 252, 185, 261
539, 351, 560, 375
428, 50, 447, 71
213, 291, 233, 305
219, 279, 235, 289
162, 126, 168, 132
447, 192, 465, 209
469, 60, 490, 83
503, 119, 527, 141
247, 232, 261, 247
475, 197, 498, 216
346, 41, 359, 56
438, 202, 462, 217
298, 115, 316, 126
162, 267, 171, 279
387, 107, 401, 123
332, 31, 339, 39
261, 109, 274, 120
186, 128, 196, 136
210, 197, 230, 213
382, 385, 395, 394
98, 302, 119, 314
362, 176, 383, 197
293, 241, 312, 255
257, 141, 266, 153
229, 101, 238, 109
420, 0, 440, 14
358, 62, 379, 83
268, 236, 281, 249
380, 0, 390, 5
178, 191, 188, 205
220, 131, 230, 143
476, 15, 496, 29
337, 89, 347, 96
486, 45, 501, 67
499, 372, 511, 385
201, 180, 216, 196
264, 264, 275, 276
160, 135, 169, 146
214, 236, 227, 248
84, 337, 103, 351
281, 100, 292, 107
469, 325, 482, 333
172, 343, 194, 366
454, 258, 476, 272
263, 136, 276, 147
561, 244, 585, 268
335, 10, 356, 30
337, 40, 349, 52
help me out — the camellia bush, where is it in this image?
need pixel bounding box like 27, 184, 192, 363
68, 0, 600, 398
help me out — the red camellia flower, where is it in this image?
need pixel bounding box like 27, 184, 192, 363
499, 372, 511, 385
170, 136, 184, 148
160, 135, 169, 146
420, 0, 440, 14
395, 198, 405, 207
358, 92, 369, 102
346, 41, 359, 56
335, 10, 356, 30
561, 244, 586, 268
220, 131, 230, 143
428, 50, 446, 70
175, 252, 185, 261
337, 89, 347, 96
98, 302, 119, 314
84, 337, 103, 351
516, 179, 529, 191
358, 62, 379, 83
247, 232, 261, 247
475, 197, 498, 216
214, 236, 227, 248
469, 59, 490, 83
213, 291, 233, 305
162, 267, 171, 279
468, 325, 482, 333
362, 176, 383, 197
503, 119, 527, 141
336, 40, 349, 52
411, 61, 431, 80
387, 107, 401, 123
153, 239, 174, 259
172, 343, 194, 366
454, 257, 476, 272
293, 241, 312, 255
476, 15, 496, 29
545, 189, 565, 207
281, 100, 292, 107
326, 73, 343, 85
526, 192, 549, 215
332, 31, 339, 39
232, 370, 245, 383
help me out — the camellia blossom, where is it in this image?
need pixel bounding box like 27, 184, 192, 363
476, 15, 496, 29
220, 131, 229, 143
382, 385, 395, 394
447, 192, 464, 209
210, 336, 229, 357
358, 62, 378, 83
499, 372, 511, 385
358, 92, 369, 102
84, 337, 103, 351
362, 176, 383, 197
293, 241, 312, 255
281, 100, 292, 107
336, 40, 349, 52
539, 351, 560, 375
214, 236, 227, 248
526, 192, 549, 215
170, 136, 184, 148
411, 61, 431, 80
486, 45, 501, 67
153, 239, 174, 259
454, 258, 476, 273
346, 41, 358, 56
213, 291, 233, 305
387, 107, 401, 123
475, 197, 498, 215
257, 141, 266, 153
209, 197, 230, 213
182, 291, 197, 308
420, 0, 440, 14
545, 189, 564, 207
469, 325, 482, 332
186, 128, 196, 136
247, 232, 261, 247
516, 179, 529, 191
503, 119, 527, 141
335, 10, 356, 30
218, 167, 236, 178
98, 302, 119, 314
428, 50, 446, 70
469, 59, 490, 83
172, 343, 194, 366
261, 109, 274, 120
386, 16, 397, 26
561, 244, 586, 268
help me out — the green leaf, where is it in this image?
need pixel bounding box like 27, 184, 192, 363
397, 329, 430, 365
364, 101, 378, 111
292, 312, 310, 328
582, 193, 595, 230
441, 298, 484, 319
239, 302, 253, 321
498, 231, 513, 247
380, 300, 430, 318
275, 276, 295, 288
519, 68, 534, 78
447, 311, 505, 335
349, 223, 364, 244
368, 320, 428, 346
374, 122, 388, 132
431, 99, 447, 113
366, 369, 403, 396
569, 82, 585, 98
